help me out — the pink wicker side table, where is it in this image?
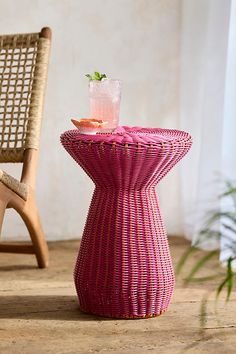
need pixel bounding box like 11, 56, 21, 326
61, 126, 192, 319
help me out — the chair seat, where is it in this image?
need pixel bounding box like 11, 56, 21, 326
0, 170, 28, 201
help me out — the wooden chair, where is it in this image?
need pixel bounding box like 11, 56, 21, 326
0, 27, 51, 268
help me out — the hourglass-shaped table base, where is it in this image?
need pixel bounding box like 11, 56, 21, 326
61, 126, 192, 318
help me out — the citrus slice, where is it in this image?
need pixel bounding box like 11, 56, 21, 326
71, 118, 107, 134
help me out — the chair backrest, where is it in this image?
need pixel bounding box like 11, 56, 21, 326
0, 27, 51, 163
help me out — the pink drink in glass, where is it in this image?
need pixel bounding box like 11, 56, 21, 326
89, 79, 121, 132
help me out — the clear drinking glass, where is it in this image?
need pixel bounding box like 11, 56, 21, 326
89, 79, 121, 133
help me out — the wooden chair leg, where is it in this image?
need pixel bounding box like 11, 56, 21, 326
0, 182, 11, 236
0, 199, 7, 236
19, 203, 49, 269
4, 186, 49, 269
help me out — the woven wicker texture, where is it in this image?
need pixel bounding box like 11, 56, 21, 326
0, 31, 50, 163
61, 126, 192, 318
0, 169, 28, 200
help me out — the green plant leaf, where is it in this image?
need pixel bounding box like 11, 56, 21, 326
216, 277, 229, 300
187, 274, 221, 282
222, 223, 236, 235
94, 71, 101, 80
197, 228, 236, 253
85, 74, 92, 80
221, 180, 236, 198
223, 181, 236, 208
216, 257, 235, 302
226, 257, 234, 301
221, 188, 236, 197
221, 244, 236, 258
196, 229, 221, 246
205, 211, 236, 228
85, 71, 108, 81
176, 246, 198, 276
184, 250, 218, 284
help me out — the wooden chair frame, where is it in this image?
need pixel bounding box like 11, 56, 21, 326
0, 27, 51, 268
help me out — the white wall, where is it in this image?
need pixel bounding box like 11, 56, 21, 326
0, 0, 181, 240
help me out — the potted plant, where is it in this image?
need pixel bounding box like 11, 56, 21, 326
177, 180, 236, 325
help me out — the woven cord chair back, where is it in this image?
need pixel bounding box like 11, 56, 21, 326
0, 28, 51, 163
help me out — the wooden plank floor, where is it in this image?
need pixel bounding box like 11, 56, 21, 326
0, 236, 235, 354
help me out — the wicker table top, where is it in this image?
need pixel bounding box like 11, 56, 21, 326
61, 126, 192, 148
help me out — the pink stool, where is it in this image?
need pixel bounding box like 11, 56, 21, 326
61, 126, 192, 318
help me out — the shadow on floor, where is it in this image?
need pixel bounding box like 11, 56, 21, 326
0, 295, 117, 322
0, 265, 37, 271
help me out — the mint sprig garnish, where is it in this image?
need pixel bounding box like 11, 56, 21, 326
85, 71, 107, 81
